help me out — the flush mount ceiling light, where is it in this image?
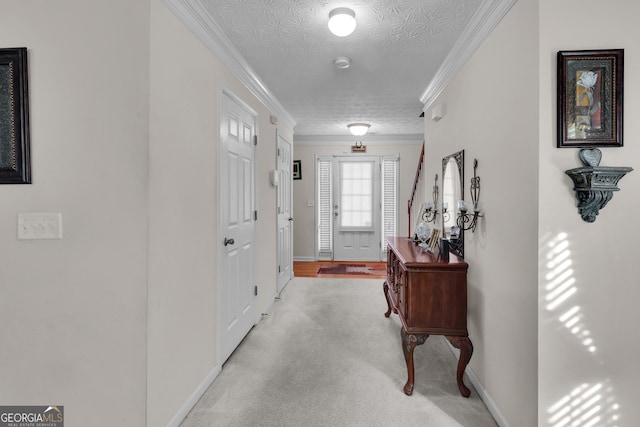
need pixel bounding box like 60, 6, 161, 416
328, 7, 357, 37
347, 123, 370, 136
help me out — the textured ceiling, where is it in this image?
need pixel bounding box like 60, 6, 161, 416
200, 0, 483, 137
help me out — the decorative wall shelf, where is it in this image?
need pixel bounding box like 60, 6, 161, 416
565, 149, 632, 222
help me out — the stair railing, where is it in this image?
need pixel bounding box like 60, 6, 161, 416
407, 143, 425, 237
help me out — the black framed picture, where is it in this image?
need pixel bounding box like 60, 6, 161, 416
557, 49, 623, 148
0, 47, 31, 183
293, 160, 301, 180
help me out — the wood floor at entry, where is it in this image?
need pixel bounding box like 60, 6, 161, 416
293, 261, 386, 278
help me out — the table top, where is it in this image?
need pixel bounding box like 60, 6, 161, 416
386, 237, 468, 270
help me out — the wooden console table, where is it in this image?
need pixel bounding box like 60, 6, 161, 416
383, 237, 473, 397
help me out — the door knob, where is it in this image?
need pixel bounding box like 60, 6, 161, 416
224, 237, 235, 246
289, 217, 294, 221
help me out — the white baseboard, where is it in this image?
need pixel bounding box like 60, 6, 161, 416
444, 340, 508, 427
293, 256, 315, 262
166, 364, 222, 427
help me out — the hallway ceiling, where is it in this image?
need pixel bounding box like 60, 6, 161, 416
199, 0, 483, 138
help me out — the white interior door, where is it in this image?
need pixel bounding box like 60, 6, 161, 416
218, 90, 256, 364
276, 134, 292, 292
332, 157, 381, 261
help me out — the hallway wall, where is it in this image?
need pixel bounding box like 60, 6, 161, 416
421, 0, 539, 424
419, 0, 640, 425
147, 2, 294, 425
0, 1, 150, 425
538, 0, 640, 425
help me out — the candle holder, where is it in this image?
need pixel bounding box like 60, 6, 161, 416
456, 159, 483, 233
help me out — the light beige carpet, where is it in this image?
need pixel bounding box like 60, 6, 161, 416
180, 277, 497, 427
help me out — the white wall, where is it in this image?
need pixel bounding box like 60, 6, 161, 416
147, 2, 293, 425
0, 1, 292, 425
0, 1, 150, 425
538, 1, 640, 425
421, 0, 539, 424
292, 140, 423, 260
419, 0, 640, 425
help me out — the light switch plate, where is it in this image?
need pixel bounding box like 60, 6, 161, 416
18, 213, 63, 240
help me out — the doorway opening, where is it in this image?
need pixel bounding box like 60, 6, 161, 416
316, 154, 398, 261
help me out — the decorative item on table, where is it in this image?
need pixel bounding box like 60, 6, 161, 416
439, 238, 450, 261
428, 228, 441, 253
450, 225, 460, 240
415, 221, 430, 248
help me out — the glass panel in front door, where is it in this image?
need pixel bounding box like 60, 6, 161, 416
339, 161, 373, 230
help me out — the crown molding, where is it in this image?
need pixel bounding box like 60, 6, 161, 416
294, 134, 424, 146
162, 0, 297, 130
420, 0, 518, 109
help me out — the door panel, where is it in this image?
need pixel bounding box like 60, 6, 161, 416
276, 135, 292, 292
219, 91, 256, 364
333, 157, 381, 261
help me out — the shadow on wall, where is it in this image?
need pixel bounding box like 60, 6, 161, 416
541, 232, 620, 426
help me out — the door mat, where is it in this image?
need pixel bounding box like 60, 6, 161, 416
317, 263, 386, 276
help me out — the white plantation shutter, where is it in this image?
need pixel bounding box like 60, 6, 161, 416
381, 156, 399, 255
317, 156, 333, 260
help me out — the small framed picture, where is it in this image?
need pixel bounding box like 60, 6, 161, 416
428, 228, 441, 253
0, 47, 31, 184
557, 49, 623, 148
293, 160, 301, 180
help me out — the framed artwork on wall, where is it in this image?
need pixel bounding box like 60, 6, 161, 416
557, 49, 623, 148
0, 47, 31, 184
293, 160, 301, 180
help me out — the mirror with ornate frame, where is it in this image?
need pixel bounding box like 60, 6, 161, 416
442, 150, 464, 258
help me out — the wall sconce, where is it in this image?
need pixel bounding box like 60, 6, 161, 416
457, 159, 482, 232
421, 174, 439, 223
565, 148, 632, 222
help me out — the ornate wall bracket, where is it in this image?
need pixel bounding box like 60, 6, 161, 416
565, 164, 632, 223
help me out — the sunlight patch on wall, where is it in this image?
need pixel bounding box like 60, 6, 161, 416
543, 232, 596, 353
547, 382, 620, 427
543, 232, 620, 426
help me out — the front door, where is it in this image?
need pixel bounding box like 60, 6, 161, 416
218, 90, 256, 364
276, 134, 293, 292
332, 156, 381, 261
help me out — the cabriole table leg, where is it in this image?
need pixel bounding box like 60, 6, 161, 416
383, 281, 392, 318
446, 336, 474, 397
401, 328, 428, 395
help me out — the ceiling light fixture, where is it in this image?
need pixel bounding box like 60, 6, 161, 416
328, 8, 357, 37
347, 123, 370, 136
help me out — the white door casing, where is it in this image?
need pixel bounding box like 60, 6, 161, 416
332, 156, 381, 261
276, 134, 292, 292
218, 90, 256, 364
